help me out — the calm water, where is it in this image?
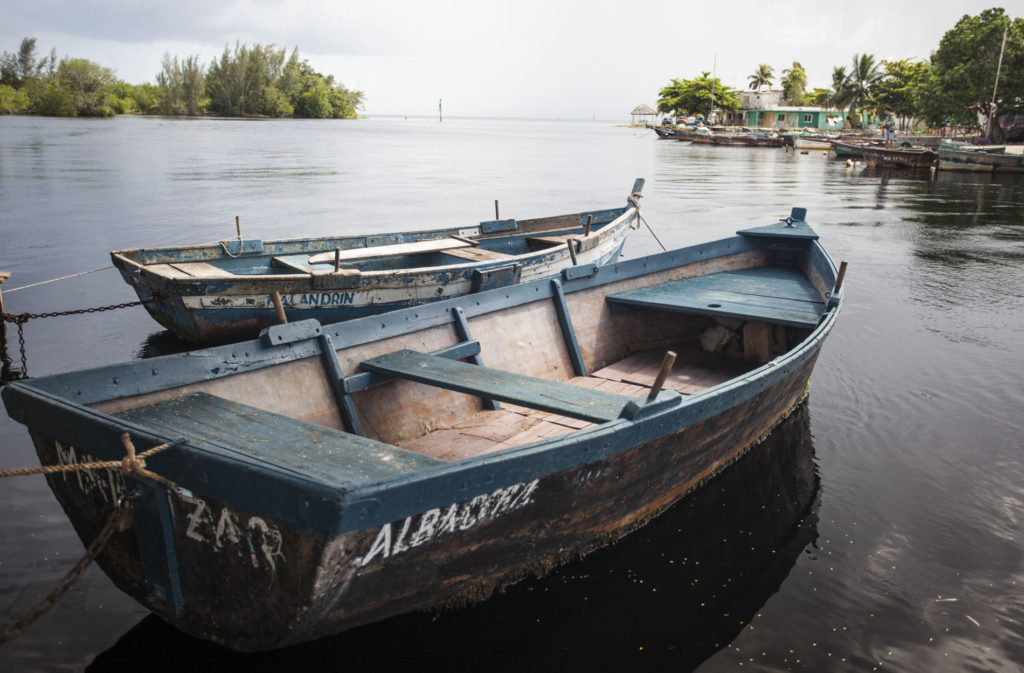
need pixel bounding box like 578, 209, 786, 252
1, 116, 1022, 672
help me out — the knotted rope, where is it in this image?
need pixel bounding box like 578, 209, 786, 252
0, 434, 173, 486
628, 192, 667, 252
0, 433, 174, 644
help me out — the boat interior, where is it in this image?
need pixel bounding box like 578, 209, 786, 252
112, 208, 628, 280
90, 250, 828, 485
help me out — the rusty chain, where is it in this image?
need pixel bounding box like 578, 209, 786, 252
1, 300, 151, 380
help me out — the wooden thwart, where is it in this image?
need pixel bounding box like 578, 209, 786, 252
606, 266, 825, 328
360, 349, 635, 423
115, 392, 442, 487
308, 238, 471, 265
442, 247, 514, 262
150, 262, 233, 279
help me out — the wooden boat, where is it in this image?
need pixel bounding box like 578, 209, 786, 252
676, 127, 714, 144
650, 125, 677, 139
937, 142, 1024, 173
111, 182, 644, 343
792, 134, 835, 151
829, 139, 863, 157
861, 145, 938, 168
710, 133, 784, 148
3, 208, 844, 651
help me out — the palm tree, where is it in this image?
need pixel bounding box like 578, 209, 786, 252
829, 65, 851, 118
781, 62, 807, 105
840, 54, 883, 129
748, 64, 774, 91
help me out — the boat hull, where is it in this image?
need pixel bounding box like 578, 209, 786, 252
861, 146, 938, 168
113, 197, 639, 344
127, 231, 629, 343
793, 138, 832, 151
937, 146, 1024, 173
26, 345, 819, 650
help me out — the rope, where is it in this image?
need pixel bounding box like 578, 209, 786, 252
0, 433, 174, 645
0, 266, 115, 294
219, 240, 244, 258
0, 435, 174, 486
0, 499, 134, 645
628, 193, 667, 252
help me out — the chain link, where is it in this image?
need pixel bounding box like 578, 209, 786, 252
1, 300, 151, 381
3, 299, 150, 321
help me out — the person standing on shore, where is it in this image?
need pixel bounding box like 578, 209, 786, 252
883, 108, 896, 149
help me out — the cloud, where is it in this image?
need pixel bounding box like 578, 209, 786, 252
0, 0, 1013, 118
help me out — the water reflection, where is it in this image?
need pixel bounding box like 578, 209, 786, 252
87, 404, 818, 673
137, 330, 197, 359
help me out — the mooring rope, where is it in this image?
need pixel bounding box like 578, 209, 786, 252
628, 193, 667, 252
0, 499, 134, 645
0, 266, 115, 294
0, 434, 174, 645
0, 435, 174, 485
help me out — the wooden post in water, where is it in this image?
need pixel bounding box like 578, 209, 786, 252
270, 291, 287, 324
648, 350, 677, 400
1, 271, 12, 381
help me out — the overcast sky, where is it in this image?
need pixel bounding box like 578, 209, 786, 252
1, 1, 1013, 119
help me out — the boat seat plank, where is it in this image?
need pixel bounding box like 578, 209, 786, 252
114, 392, 443, 488
360, 349, 635, 423
149, 262, 233, 279
606, 266, 824, 328
441, 247, 514, 262
306, 238, 472, 265
271, 254, 317, 273
525, 234, 578, 249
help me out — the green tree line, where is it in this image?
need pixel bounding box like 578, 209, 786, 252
657, 7, 1023, 133
0, 38, 365, 119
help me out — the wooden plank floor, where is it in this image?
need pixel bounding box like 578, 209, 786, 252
398, 349, 755, 461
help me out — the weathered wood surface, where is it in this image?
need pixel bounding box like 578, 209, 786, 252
862, 146, 938, 168
115, 392, 442, 487
308, 238, 472, 264
606, 266, 825, 328
360, 349, 634, 422
441, 247, 514, 261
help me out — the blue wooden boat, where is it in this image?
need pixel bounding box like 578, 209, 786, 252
3, 208, 844, 651
937, 141, 1024, 173
861, 145, 938, 168
111, 181, 644, 343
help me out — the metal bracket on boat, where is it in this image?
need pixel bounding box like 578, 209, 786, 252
480, 219, 518, 234
259, 319, 323, 346
779, 207, 807, 227
562, 263, 597, 281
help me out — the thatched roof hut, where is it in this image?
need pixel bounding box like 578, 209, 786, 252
631, 104, 657, 125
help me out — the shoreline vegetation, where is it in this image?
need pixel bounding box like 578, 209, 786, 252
655, 8, 1022, 137
0, 39, 364, 119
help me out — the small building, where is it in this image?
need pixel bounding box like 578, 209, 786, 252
630, 104, 657, 125
744, 107, 843, 130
